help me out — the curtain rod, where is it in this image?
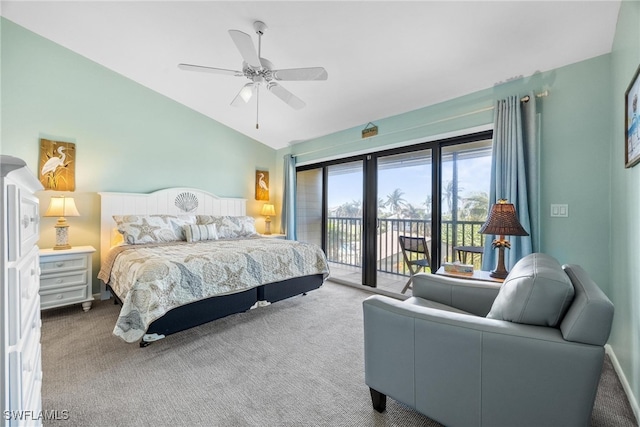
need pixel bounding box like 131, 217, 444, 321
291, 90, 549, 159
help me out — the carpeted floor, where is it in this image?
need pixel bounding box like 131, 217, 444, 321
40, 281, 637, 427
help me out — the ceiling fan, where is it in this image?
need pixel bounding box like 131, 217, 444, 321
178, 21, 328, 129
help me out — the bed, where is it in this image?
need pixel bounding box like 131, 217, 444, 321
97, 188, 329, 346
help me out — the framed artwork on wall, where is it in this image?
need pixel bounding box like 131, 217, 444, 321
256, 170, 269, 201
39, 139, 76, 190
625, 64, 640, 168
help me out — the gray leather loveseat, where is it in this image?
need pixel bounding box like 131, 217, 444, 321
363, 253, 614, 427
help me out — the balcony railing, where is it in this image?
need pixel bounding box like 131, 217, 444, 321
326, 217, 486, 275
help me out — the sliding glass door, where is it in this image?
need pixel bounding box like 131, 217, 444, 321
295, 130, 492, 294
326, 161, 364, 284
440, 140, 492, 269
296, 168, 323, 247
376, 150, 433, 293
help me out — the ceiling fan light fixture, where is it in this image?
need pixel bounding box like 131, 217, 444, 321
240, 84, 254, 102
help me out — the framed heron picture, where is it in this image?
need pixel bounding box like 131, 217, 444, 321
39, 139, 76, 191
256, 170, 269, 201
625, 64, 640, 168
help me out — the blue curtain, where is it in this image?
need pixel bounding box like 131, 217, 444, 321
280, 154, 297, 240
482, 93, 539, 271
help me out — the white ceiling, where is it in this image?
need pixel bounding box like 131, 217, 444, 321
1, 1, 621, 150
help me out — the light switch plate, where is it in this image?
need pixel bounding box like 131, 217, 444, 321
550, 204, 569, 217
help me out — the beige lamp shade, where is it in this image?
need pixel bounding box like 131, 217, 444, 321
45, 196, 80, 218
261, 204, 276, 216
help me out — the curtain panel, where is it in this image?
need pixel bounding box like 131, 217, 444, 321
281, 154, 297, 240
482, 93, 539, 272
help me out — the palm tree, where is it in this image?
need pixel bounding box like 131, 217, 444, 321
442, 180, 464, 215
422, 195, 433, 217
384, 188, 407, 216
335, 200, 362, 217
401, 203, 425, 219
461, 192, 489, 220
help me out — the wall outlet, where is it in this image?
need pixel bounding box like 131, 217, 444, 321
550, 204, 569, 217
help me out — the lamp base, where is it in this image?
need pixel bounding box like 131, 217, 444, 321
264, 218, 272, 235
489, 269, 508, 279
490, 245, 509, 279
54, 224, 71, 250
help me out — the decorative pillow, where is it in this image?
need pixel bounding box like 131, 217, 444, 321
113, 215, 196, 245
184, 223, 218, 243
196, 215, 258, 239
486, 253, 575, 327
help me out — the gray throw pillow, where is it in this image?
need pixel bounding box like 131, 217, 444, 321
487, 253, 575, 327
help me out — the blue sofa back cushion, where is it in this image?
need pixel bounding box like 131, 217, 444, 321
487, 253, 575, 327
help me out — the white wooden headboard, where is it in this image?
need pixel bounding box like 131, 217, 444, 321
99, 187, 247, 265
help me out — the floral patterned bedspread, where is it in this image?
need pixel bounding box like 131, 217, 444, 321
98, 237, 330, 343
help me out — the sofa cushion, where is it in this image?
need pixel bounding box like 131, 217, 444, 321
487, 253, 574, 327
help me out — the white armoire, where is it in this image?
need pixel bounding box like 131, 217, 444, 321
1, 156, 44, 426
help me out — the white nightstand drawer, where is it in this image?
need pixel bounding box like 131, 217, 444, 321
40, 271, 88, 290
40, 254, 88, 273
39, 246, 95, 312
40, 286, 88, 308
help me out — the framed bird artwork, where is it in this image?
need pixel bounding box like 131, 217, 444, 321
255, 170, 269, 201
39, 139, 76, 191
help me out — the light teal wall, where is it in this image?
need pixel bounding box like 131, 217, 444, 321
609, 0, 640, 413
280, 56, 613, 288
0, 19, 277, 292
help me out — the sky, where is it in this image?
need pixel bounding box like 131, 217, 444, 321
327, 155, 492, 214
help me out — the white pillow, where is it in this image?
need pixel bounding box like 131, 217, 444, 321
184, 223, 218, 243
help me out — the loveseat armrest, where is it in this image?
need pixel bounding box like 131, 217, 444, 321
412, 272, 501, 316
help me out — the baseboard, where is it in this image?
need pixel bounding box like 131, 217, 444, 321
326, 278, 409, 301
605, 344, 640, 424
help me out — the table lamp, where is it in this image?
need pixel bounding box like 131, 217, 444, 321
261, 203, 276, 235
44, 196, 80, 250
479, 199, 529, 279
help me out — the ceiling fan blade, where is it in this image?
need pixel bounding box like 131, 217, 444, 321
231, 83, 255, 107
272, 67, 328, 81
267, 82, 306, 110
228, 30, 261, 69
178, 63, 243, 76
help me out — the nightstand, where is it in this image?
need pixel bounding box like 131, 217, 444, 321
260, 233, 286, 239
39, 246, 96, 312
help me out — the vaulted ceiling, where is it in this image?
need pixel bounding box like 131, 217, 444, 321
1, 1, 621, 149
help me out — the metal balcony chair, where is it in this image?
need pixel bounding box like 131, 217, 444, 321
398, 235, 431, 294
454, 245, 484, 265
